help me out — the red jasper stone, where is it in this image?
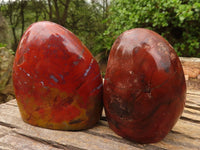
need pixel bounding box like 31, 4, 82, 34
13, 21, 103, 130
103, 28, 186, 143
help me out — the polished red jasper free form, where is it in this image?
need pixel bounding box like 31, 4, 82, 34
13, 21, 103, 130
103, 28, 186, 143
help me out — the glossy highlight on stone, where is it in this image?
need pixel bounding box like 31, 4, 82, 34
103, 28, 186, 143
13, 21, 103, 130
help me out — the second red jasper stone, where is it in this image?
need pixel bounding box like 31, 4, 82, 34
103, 28, 186, 143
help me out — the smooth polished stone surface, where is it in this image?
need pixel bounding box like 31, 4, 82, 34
13, 21, 103, 130
103, 28, 186, 144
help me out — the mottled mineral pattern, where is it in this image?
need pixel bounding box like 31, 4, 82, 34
103, 28, 186, 143
13, 21, 103, 130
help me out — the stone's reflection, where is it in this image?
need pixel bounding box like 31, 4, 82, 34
103, 28, 186, 144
